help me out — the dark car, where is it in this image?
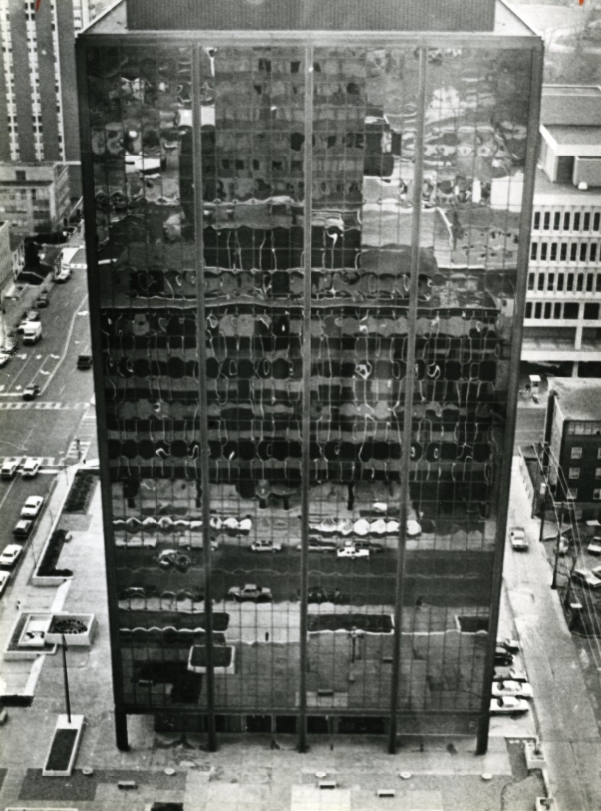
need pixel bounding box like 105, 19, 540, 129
346, 540, 385, 554
494, 646, 514, 667
13, 519, 33, 538
308, 586, 345, 604
22, 383, 41, 401
77, 354, 93, 370
37, 292, 50, 308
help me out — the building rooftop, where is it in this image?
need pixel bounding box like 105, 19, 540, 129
82, 0, 537, 37
545, 125, 601, 147
533, 167, 601, 202
550, 378, 601, 423
540, 85, 601, 127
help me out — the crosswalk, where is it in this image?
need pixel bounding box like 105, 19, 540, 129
0, 456, 57, 468
0, 401, 89, 411
65, 439, 92, 462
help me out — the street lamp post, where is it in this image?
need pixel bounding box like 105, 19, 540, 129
551, 503, 564, 590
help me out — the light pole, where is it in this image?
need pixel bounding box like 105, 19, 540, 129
551, 503, 564, 590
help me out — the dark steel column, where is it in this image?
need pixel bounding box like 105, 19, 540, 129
75, 38, 129, 753
476, 42, 544, 755
192, 45, 217, 753
297, 40, 314, 754
388, 47, 428, 755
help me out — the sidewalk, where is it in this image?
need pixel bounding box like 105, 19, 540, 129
505, 457, 601, 811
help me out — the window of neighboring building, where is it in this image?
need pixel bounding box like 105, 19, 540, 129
547, 273, 555, 290
584, 212, 591, 231
544, 302, 552, 319
568, 488, 578, 500
567, 273, 574, 291
560, 243, 568, 261
594, 212, 600, 231
525, 302, 532, 318
571, 447, 583, 459
570, 243, 578, 261
534, 302, 542, 318
594, 489, 601, 501
564, 212, 571, 230
585, 302, 600, 320
554, 302, 562, 319
595, 468, 601, 479
537, 273, 545, 291
15, 170, 25, 182
574, 212, 581, 231
591, 244, 598, 263
557, 273, 564, 291
597, 274, 601, 293
597, 448, 601, 459
531, 243, 538, 260
569, 467, 581, 479
533, 211, 540, 230
541, 243, 548, 260
564, 302, 579, 319
553, 212, 561, 231
543, 212, 550, 230
587, 274, 594, 292
528, 273, 535, 290
550, 243, 557, 261
581, 243, 588, 262
577, 273, 584, 291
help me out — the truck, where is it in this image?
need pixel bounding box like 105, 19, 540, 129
55, 246, 78, 281
22, 322, 42, 344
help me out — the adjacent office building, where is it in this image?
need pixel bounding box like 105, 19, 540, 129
524, 85, 601, 378
77, 0, 542, 751
0, 161, 70, 235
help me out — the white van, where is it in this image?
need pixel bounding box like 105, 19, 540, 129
22, 322, 42, 344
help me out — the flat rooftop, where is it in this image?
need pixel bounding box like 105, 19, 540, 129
534, 167, 601, 202
551, 378, 601, 423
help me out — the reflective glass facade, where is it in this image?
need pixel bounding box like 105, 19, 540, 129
77, 7, 542, 749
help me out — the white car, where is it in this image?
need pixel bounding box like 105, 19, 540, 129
1, 457, 21, 479
497, 637, 520, 653
21, 457, 42, 478
21, 495, 44, 518
228, 584, 272, 603
489, 696, 529, 714
493, 667, 528, 683
0, 544, 23, 567
250, 540, 282, 553
491, 680, 533, 699
509, 527, 528, 551
0, 352, 11, 367
0, 570, 11, 596
588, 538, 601, 555
337, 546, 370, 559
573, 568, 601, 589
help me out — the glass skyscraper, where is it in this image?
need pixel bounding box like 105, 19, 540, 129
76, 0, 542, 752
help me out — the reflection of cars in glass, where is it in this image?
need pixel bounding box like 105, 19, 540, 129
227, 584, 272, 603
337, 546, 370, 559
572, 568, 601, 589
494, 647, 514, 666
0, 570, 11, 596
491, 680, 533, 699
493, 667, 528, 683
489, 696, 529, 715
344, 540, 384, 554
307, 538, 338, 553
308, 586, 344, 604
156, 550, 192, 572
21, 495, 44, 518
250, 540, 282, 553
21, 458, 42, 478
509, 527, 528, 551
0, 544, 23, 567
496, 637, 520, 653
13, 519, 33, 538
22, 383, 41, 401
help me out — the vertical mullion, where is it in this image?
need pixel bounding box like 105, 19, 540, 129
388, 46, 428, 755
192, 44, 217, 752
298, 38, 314, 754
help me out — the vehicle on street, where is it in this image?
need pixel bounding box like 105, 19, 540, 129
21, 457, 42, 478
587, 538, 601, 555
491, 679, 533, 699
22, 322, 42, 344
0, 570, 11, 596
22, 383, 41, 401
77, 354, 93, 370
307, 538, 338, 553
343, 539, 384, 553
250, 540, 282, 553
13, 519, 33, 538
509, 526, 528, 551
572, 568, 601, 589
3, 337, 18, 354
1, 457, 21, 479
337, 545, 370, 559
0, 544, 23, 567
494, 646, 514, 666
497, 637, 520, 653
493, 667, 528, 683
489, 696, 529, 715
36, 292, 50, 308
26, 309, 40, 321
0, 352, 11, 367
21, 495, 44, 518
227, 584, 272, 603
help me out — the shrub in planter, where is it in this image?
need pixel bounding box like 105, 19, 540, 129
46, 728, 78, 772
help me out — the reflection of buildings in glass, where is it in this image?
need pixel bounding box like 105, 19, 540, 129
77, 0, 542, 751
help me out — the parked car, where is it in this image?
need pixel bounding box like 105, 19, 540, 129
1, 457, 21, 479
307, 586, 345, 604
22, 383, 41, 401
0, 544, 23, 567
343, 539, 384, 554
494, 646, 514, 666
77, 354, 93, 370
307, 538, 338, 553
497, 637, 520, 653
337, 545, 370, 559
489, 696, 529, 715
491, 679, 533, 699
36, 292, 50, 308
509, 527, 528, 551
587, 538, 601, 555
572, 568, 601, 589
251, 540, 282, 553
0, 352, 11, 368
13, 519, 33, 538
21, 495, 44, 518
21, 457, 42, 478
0, 570, 11, 596
227, 584, 272, 603
543, 533, 570, 554
493, 667, 528, 683
3, 337, 18, 354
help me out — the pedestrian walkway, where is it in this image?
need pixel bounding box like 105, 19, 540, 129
505, 457, 601, 811
0, 401, 89, 410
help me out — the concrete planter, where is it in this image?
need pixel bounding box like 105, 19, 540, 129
525, 739, 546, 770
3, 613, 57, 660
45, 614, 96, 647
42, 714, 85, 777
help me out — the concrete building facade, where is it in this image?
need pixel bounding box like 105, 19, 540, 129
0, 219, 11, 291
77, 0, 542, 752
0, 161, 70, 235
523, 85, 601, 378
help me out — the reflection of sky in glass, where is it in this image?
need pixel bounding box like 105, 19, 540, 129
83, 41, 532, 718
